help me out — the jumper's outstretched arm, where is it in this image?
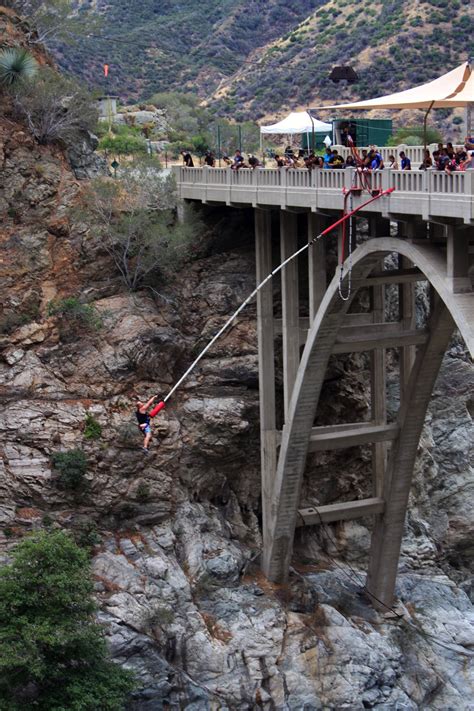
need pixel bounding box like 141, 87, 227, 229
144, 394, 157, 410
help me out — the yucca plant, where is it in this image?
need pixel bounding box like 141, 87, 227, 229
0, 47, 38, 88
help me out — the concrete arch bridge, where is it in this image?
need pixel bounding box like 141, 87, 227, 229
175, 166, 474, 609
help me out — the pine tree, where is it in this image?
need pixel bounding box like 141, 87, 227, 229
0, 530, 135, 710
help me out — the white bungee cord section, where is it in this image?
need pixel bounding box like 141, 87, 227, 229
163, 187, 395, 405
163, 236, 318, 404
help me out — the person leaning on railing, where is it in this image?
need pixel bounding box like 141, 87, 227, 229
418, 150, 433, 170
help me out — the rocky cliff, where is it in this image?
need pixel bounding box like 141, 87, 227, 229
1, 20, 474, 709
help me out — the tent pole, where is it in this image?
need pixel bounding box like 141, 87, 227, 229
260, 130, 264, 166
307, 110, 315, 153
423, 101, 434, 153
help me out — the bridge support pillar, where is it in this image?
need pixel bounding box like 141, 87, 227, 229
366, 301, 455, 609
446, 225, 471, 293
280, 211, 300, 415
369, 219, 389, 496
398, 255, 417, 403
308, 214, 327, 323
255, 209, 277, 547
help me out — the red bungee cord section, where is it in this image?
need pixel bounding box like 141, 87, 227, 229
153, 186, 395, 411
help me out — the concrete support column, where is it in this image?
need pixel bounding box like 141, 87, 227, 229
370, 218, 389, 497
308, 213, 327, 324
446, 225, 471, 293
370, 264, 386, 498
398, 254, 416, 404
280, 211, 300, 417
366, 301, 455, 609
255, 209, 277, 541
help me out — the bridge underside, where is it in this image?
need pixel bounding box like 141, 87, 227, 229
253, 209, 474, 609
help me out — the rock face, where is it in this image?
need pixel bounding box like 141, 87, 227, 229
0, 36, 473, 706
67, 130, 108, 180
98, 514, 474, 710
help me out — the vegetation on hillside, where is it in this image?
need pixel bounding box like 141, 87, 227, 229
3, 0, 101, 45
0, 530, 134, 710
12, 66, 98, 145
52, 0, 323, 100
48, 0, 470, 135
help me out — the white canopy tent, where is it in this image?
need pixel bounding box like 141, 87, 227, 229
260, 111, 332, 134
310, 61, 474, 148
260, 111, 332, 157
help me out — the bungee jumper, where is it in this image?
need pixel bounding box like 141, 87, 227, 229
135, 395, 165, 453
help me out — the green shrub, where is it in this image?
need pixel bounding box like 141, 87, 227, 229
84, 412, 102, 440
0, 530, 134, 709
13, 67, 98, 146
0, 48, 37, 89
51, 449, 88, 494
99, 132, 147, 155
47, 296, 102, 339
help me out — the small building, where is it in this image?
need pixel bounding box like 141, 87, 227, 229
95, 96, 119, 119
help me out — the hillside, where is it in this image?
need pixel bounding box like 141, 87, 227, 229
55, 0, 472, 122
56, 0, 324, 103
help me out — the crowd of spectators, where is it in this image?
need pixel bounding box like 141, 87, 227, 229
181, 135, 474, 174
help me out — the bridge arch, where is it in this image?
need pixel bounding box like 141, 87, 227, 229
262, 237, 474, 608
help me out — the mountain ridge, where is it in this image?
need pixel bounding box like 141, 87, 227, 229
55, 0, 472, 128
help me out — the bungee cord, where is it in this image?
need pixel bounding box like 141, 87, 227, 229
161, 186, 395, 406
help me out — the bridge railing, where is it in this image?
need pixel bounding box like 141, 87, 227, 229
177, 166, 473, 196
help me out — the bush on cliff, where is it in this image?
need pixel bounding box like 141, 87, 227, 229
0, 530, 134, 710
79, 161, 205, 290
51, 448, 88, 494
13, 67, 98, 146
47, 296, 103, 340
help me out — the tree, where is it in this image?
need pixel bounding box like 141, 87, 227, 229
0, 48, 38, 89
0, 530, 134, 710
80, 161, 205, 291
13, 66, 98, 146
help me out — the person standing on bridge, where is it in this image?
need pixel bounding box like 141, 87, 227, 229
399, 151, 411, 170
181, 150, 194, 168
135, 395, 165, 453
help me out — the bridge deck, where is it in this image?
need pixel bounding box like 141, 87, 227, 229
173, 166, 474, 223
